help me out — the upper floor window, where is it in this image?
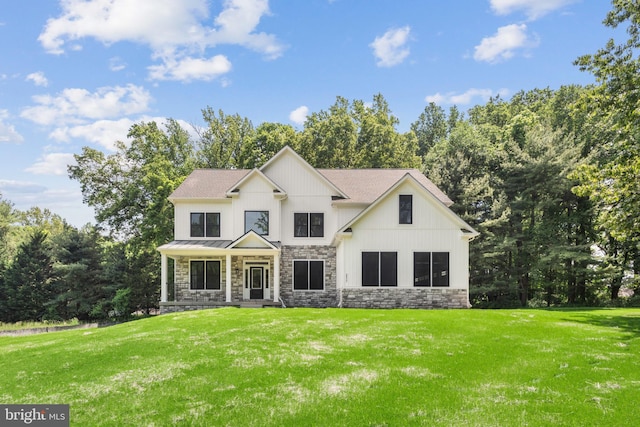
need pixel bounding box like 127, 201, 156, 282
245, 211, 269, 235
191, 213, 220, 237
399, 195, 413, 224
362, 251, 397, 287
414, 252, 449, 287
294, 213, 324, 237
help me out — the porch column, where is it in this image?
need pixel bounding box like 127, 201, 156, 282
273, 252, 280, 303
226, 253, 232, 303
160, 253, 168, 303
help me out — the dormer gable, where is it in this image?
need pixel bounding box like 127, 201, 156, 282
226, 168, 287, 199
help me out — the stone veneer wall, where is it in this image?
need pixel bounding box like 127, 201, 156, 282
339, 288, 470, 309
173, 257, 227, 304
279, 245, 338, 308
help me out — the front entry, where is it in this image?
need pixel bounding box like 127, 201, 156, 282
250, 266, 264, 299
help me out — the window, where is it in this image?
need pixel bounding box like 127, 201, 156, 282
190, 213, 220, 237
294, 213, 324, 237
414, 252, 449, 287
293, 260, 324, 290
245, 211, 269, 235
190, 260, 221, 290
362, 252, 397, 287
399, 195, 413, 224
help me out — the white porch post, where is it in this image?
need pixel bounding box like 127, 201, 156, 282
273, 252, 280, 303
226, 253, 232, 303
160, 253, 168, 303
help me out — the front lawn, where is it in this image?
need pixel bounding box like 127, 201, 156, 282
1, 308, 638, 426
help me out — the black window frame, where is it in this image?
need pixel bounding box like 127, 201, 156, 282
413, 252, 450, 287
190, 212, 221, 237
362, 251, 397, 287
293, 260, 325, 291
399, 194, 413, 224
245, 210, 269, 235
190, 260, 221, 290
294, 212, 324, 237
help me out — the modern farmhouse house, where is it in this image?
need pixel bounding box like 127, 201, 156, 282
157, 146, 478, 313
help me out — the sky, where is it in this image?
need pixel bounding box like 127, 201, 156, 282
0, 0, 625, 227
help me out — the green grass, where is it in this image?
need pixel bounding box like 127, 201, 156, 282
1, 308, 639, 426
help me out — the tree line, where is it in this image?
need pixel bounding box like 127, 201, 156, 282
1, 1, 638, 321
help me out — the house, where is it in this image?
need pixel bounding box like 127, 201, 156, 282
157, 146, 478, 313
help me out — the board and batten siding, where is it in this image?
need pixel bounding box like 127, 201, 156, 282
339, 180, 470, 290
231, 175, 281, 240
174, 200, 233, 240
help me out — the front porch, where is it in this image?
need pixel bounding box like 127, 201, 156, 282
158, 232, 282, 314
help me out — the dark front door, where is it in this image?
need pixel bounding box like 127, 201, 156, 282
250, 267, 264, 299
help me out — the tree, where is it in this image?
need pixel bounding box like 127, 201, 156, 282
69, 119, 195, 313
196, 108, 255, 169
237, 122, 297, 168
0, 231, 54, 322
573, 1, 640, 271
411, 102, 447, 157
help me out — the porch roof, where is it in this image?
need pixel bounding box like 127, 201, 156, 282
157, 238, 281, 257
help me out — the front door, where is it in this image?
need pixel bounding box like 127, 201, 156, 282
250, 266, 264, 299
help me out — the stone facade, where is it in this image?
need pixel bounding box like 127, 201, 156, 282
339, 288, 470, 309
162, 248, 469, 313
278, 245, 338, 308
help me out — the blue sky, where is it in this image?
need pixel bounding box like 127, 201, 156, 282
0, 0, 623, 227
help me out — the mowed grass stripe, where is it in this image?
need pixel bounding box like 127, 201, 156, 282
1, 308, 638, 426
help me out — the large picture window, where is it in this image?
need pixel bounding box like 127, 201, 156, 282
294, 213, 324, 237
293, 260, 324, 290
362, 252, 397, 287
414, 252, 449, 287
399, 195, 413, 224
190, 260, 221, 290
190, 212, 220, 237
245, 211, 269, 235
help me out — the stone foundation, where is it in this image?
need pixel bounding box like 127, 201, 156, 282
339, 288, 470, 309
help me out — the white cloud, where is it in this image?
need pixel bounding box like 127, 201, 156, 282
109, 57, 126, 72
25, 153, 77, 176
38, 0, 284, 81
148, 55, 232, 82
49, 116, 194, 151
0, 110, 24, 143
490, 0, 577, 20
370, 26, 411, 67
473, 24, 538, 63
425, 88, 509, 105
25, 71, 49, 87
289, 106, 308, 126
49, 118, 136, 151
20, 84, 152, 126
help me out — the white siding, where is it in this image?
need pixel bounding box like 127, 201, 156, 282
174, 200, 232, 240
340, 181, 469, 290
232, 174, 281, 240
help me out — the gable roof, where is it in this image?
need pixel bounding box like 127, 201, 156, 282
225, 168, 287, 197
318, 169, 453, 207
169, 169, 250, 201
261, 146, 348, 199
338, 173, 478, 237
